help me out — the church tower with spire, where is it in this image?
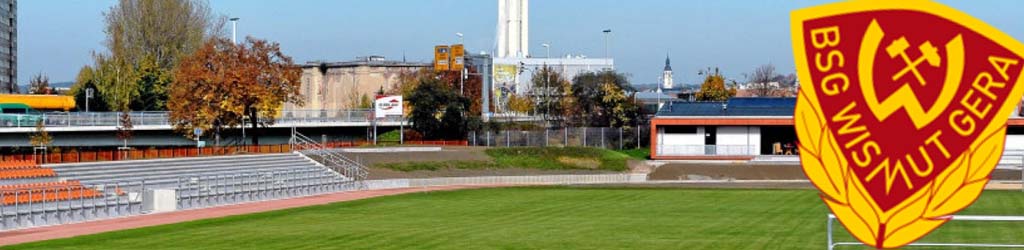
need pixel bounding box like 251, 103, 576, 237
661, 54, 674, 91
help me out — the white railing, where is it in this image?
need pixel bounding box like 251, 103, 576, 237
656, 144, 757, 156
0, 109, 406, 128
289, 128, 368, 180
363, 174, 649, 190
827, 214, 1024, 249
0, 181, 146, 231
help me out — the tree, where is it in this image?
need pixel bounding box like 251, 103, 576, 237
436, 69, 484, 117
70, 0, 225, 111
695, 67, 736, 101
530, 65, 570, 122
28, 73, 50, 94
104, 0, 225, 70
601, 82, 641, 127
558, 80, 580, 127
69, 66, 111, 112
29, 120, 52, 148
408, 77, 471, 140
131, 57, 174, 110
169, 37, 303, 145
116, 109, 134, 147
506, 93, 534, 115
747, 63, 786, 97
393, 67, 484, 117
571, 70, 635, 127
360, 93, 376, 109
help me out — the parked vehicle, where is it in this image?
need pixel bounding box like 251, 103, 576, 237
0, 103, 44, 127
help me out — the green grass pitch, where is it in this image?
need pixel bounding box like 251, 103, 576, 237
6, 187, 1024, 249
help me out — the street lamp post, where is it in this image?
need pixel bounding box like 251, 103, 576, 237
457, 32, 465, 95
230, 17, 240, 43
541, 43, 550, 58
602, 29, 612, 65
85, 88, 93, 113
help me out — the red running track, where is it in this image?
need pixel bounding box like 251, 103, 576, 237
0, 184, 508, 246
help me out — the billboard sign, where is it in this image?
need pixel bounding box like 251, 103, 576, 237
450, 44, 465, 71
374, 95, 403, 118
434, 45, 450, 72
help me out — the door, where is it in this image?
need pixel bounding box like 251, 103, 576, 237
705, 126, 717, 155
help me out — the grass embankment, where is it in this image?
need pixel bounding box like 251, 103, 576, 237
614, 147, 649, 160
10, 188, 1024, 250
377, 147, 632, 172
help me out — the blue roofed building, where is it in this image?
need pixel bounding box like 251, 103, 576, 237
649, 97, 798, 160
649, 97, 1024, 160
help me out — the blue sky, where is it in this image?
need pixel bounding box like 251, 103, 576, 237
17, 0, 1024, 87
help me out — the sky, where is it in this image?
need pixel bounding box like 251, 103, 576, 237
17, 0, 1024, 87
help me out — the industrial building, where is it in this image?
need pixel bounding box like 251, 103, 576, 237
283, 56, 429, 117
467, 0, 614, 117
0, 0, 14, 94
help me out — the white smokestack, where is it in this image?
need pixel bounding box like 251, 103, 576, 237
496, 0, 529, 58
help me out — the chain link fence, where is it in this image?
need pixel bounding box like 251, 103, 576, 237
468, 126, 649, 150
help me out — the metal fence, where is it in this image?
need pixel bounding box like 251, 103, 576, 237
827, 214, 1024, 249
468, 126, 649, 149
1, 109, 406, 128
175, 169, 358, 210
0, 167, 356, 231
0, 181, 145, 230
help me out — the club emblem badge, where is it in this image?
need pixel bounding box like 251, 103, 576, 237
791, 0, 1024, 248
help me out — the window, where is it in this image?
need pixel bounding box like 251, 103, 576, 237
664, 126, 697, 134
2, 108, 26, 114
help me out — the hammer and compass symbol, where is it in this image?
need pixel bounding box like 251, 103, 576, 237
859, 19, 966, 128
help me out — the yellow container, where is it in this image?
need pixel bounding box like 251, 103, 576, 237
0, 94, 77, 111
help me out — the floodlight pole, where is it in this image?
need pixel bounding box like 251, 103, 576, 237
602, 29, 612, 61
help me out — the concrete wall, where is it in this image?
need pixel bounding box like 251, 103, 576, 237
284, 65, 424, 115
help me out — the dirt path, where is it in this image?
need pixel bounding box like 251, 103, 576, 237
650, 163, 1024, 181
0, 185, 508, 247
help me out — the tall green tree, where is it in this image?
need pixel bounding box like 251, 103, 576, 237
69, 66, 111, 112
695, 68, 737, 101
570, 71, 635, 127
71, 0, 225, 111
408, 78, 472, 140
530, 65, 570, 122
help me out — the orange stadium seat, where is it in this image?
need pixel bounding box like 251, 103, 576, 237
0, 160, 37, 170
0, 181, 104, 205
0, 168, 56, 179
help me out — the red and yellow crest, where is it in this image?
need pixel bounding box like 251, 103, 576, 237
791, 0, 1024, 248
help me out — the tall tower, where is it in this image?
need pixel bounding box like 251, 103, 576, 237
661, 54, 673, 91
496, 0, 528, 58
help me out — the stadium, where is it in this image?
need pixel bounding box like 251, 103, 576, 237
2, 0, 1024, 249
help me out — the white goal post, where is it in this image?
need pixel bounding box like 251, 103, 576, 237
827, 214, 1024, 249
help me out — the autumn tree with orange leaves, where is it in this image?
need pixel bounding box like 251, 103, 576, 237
168, 37, 303, 145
